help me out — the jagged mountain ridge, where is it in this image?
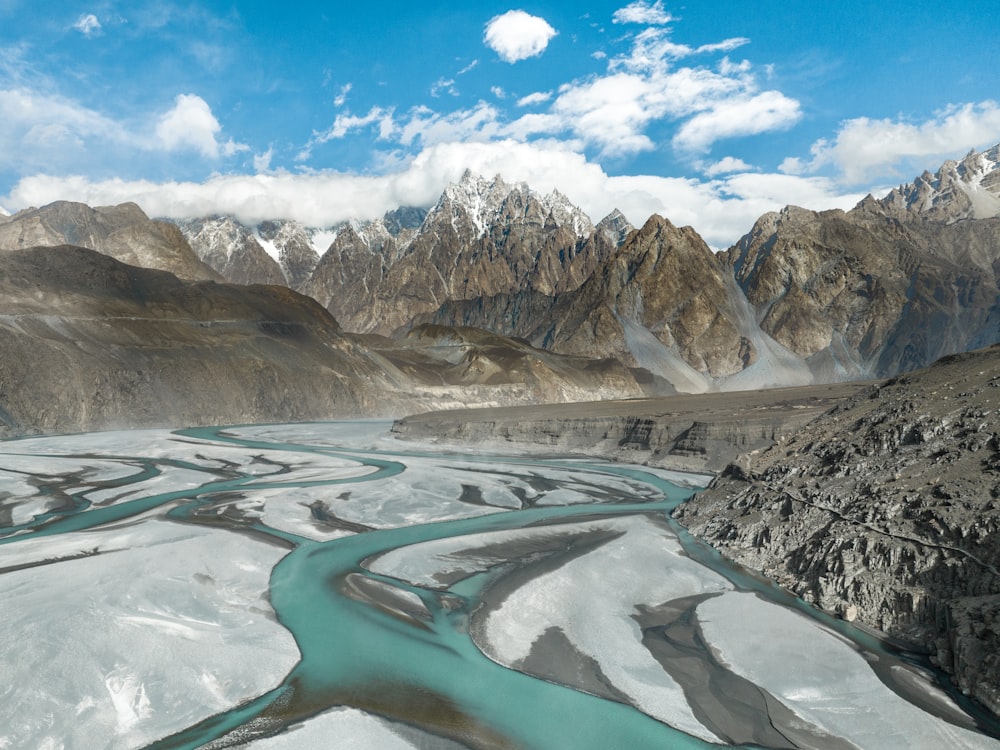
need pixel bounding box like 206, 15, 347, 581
427, 145, 1000, 388
300, 171, 629, 334
859, 144, 1000, 223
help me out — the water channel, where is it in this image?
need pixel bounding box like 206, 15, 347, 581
0, 421, 997, 749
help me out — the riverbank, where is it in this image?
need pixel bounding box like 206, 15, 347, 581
391, 381, 868, 473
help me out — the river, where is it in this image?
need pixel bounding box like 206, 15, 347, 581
0, 421, 997, 749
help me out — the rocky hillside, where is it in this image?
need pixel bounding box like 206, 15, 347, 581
0, 245, 404, 436
674, 344, 1000, 714
0, 246, 653, 437
0, 201, 218, 281
5, 146, 999, 395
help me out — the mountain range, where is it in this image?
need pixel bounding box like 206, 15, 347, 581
0, 145, 999, 433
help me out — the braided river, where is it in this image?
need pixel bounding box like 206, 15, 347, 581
1, 421, 998, 749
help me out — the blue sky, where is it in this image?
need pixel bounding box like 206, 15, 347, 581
2, 0, 999, 246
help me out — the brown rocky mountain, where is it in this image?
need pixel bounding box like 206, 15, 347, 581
0, 245, 400, 436
301, 172, 619, 335
362, 324, 647, 404
725, 200, 1000, 380
674, 343, 1000, 715
0, 201, 218, 281
424, 214, 811, 393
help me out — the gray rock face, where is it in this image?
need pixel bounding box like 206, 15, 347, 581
860, 144, 1000, 223
256, 219, 323, 288
0, 201, 218, 281
674, 344, 1000, 714
178, 216, 286, 286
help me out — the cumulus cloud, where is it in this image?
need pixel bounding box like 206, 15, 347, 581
484, 10, 557, 63
155, 93, 247, 158
4, 140, 866, 249
0, 87, 247, 177
612, 1, 674, 25
73, 13, 102, 35
789, 100, 1000, 183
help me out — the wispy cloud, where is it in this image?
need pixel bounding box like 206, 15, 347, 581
517, 91, 552, 107
0, 88, 246, 173
484, 10, 557, 63
612, 1, 674, 26
72, 13, 102, 36
702, 156, 754, 176
311, 105, 396, 143
333, 83, 352, 107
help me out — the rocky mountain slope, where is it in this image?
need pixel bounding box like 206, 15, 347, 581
422, 146, 1000, 392
0, 245, 400, 436
674, 344, 1000, 714
0, 201, 218, 281
724, 201, 1000, 381
863, 144, 1000, 223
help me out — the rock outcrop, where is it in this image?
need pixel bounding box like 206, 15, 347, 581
674, 344, 1000, 714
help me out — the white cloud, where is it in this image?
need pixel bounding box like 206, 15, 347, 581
612, 1, 674, 25
484, 10, 557, 63
517, 91, 552, 107
491, 86, 506, 99
0, 88, 246, 172
313, 106, 396, 142
457, 59, 479, 75
399, 102, 501, 148
672, 90, 802, 153
4, 140, 866, 249
794, 100, 1000, 183
333, 83, 352, 107
702, 156, 753, 176
430, 78, 457, 98
253, 148, 273, 173
155, 93, 246, 158
73, 13, 101, 35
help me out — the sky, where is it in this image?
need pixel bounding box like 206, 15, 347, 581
1, 0, 999, 247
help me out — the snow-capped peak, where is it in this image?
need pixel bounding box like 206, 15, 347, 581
432, 171, 594, 239
861, 142, 1000, 222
